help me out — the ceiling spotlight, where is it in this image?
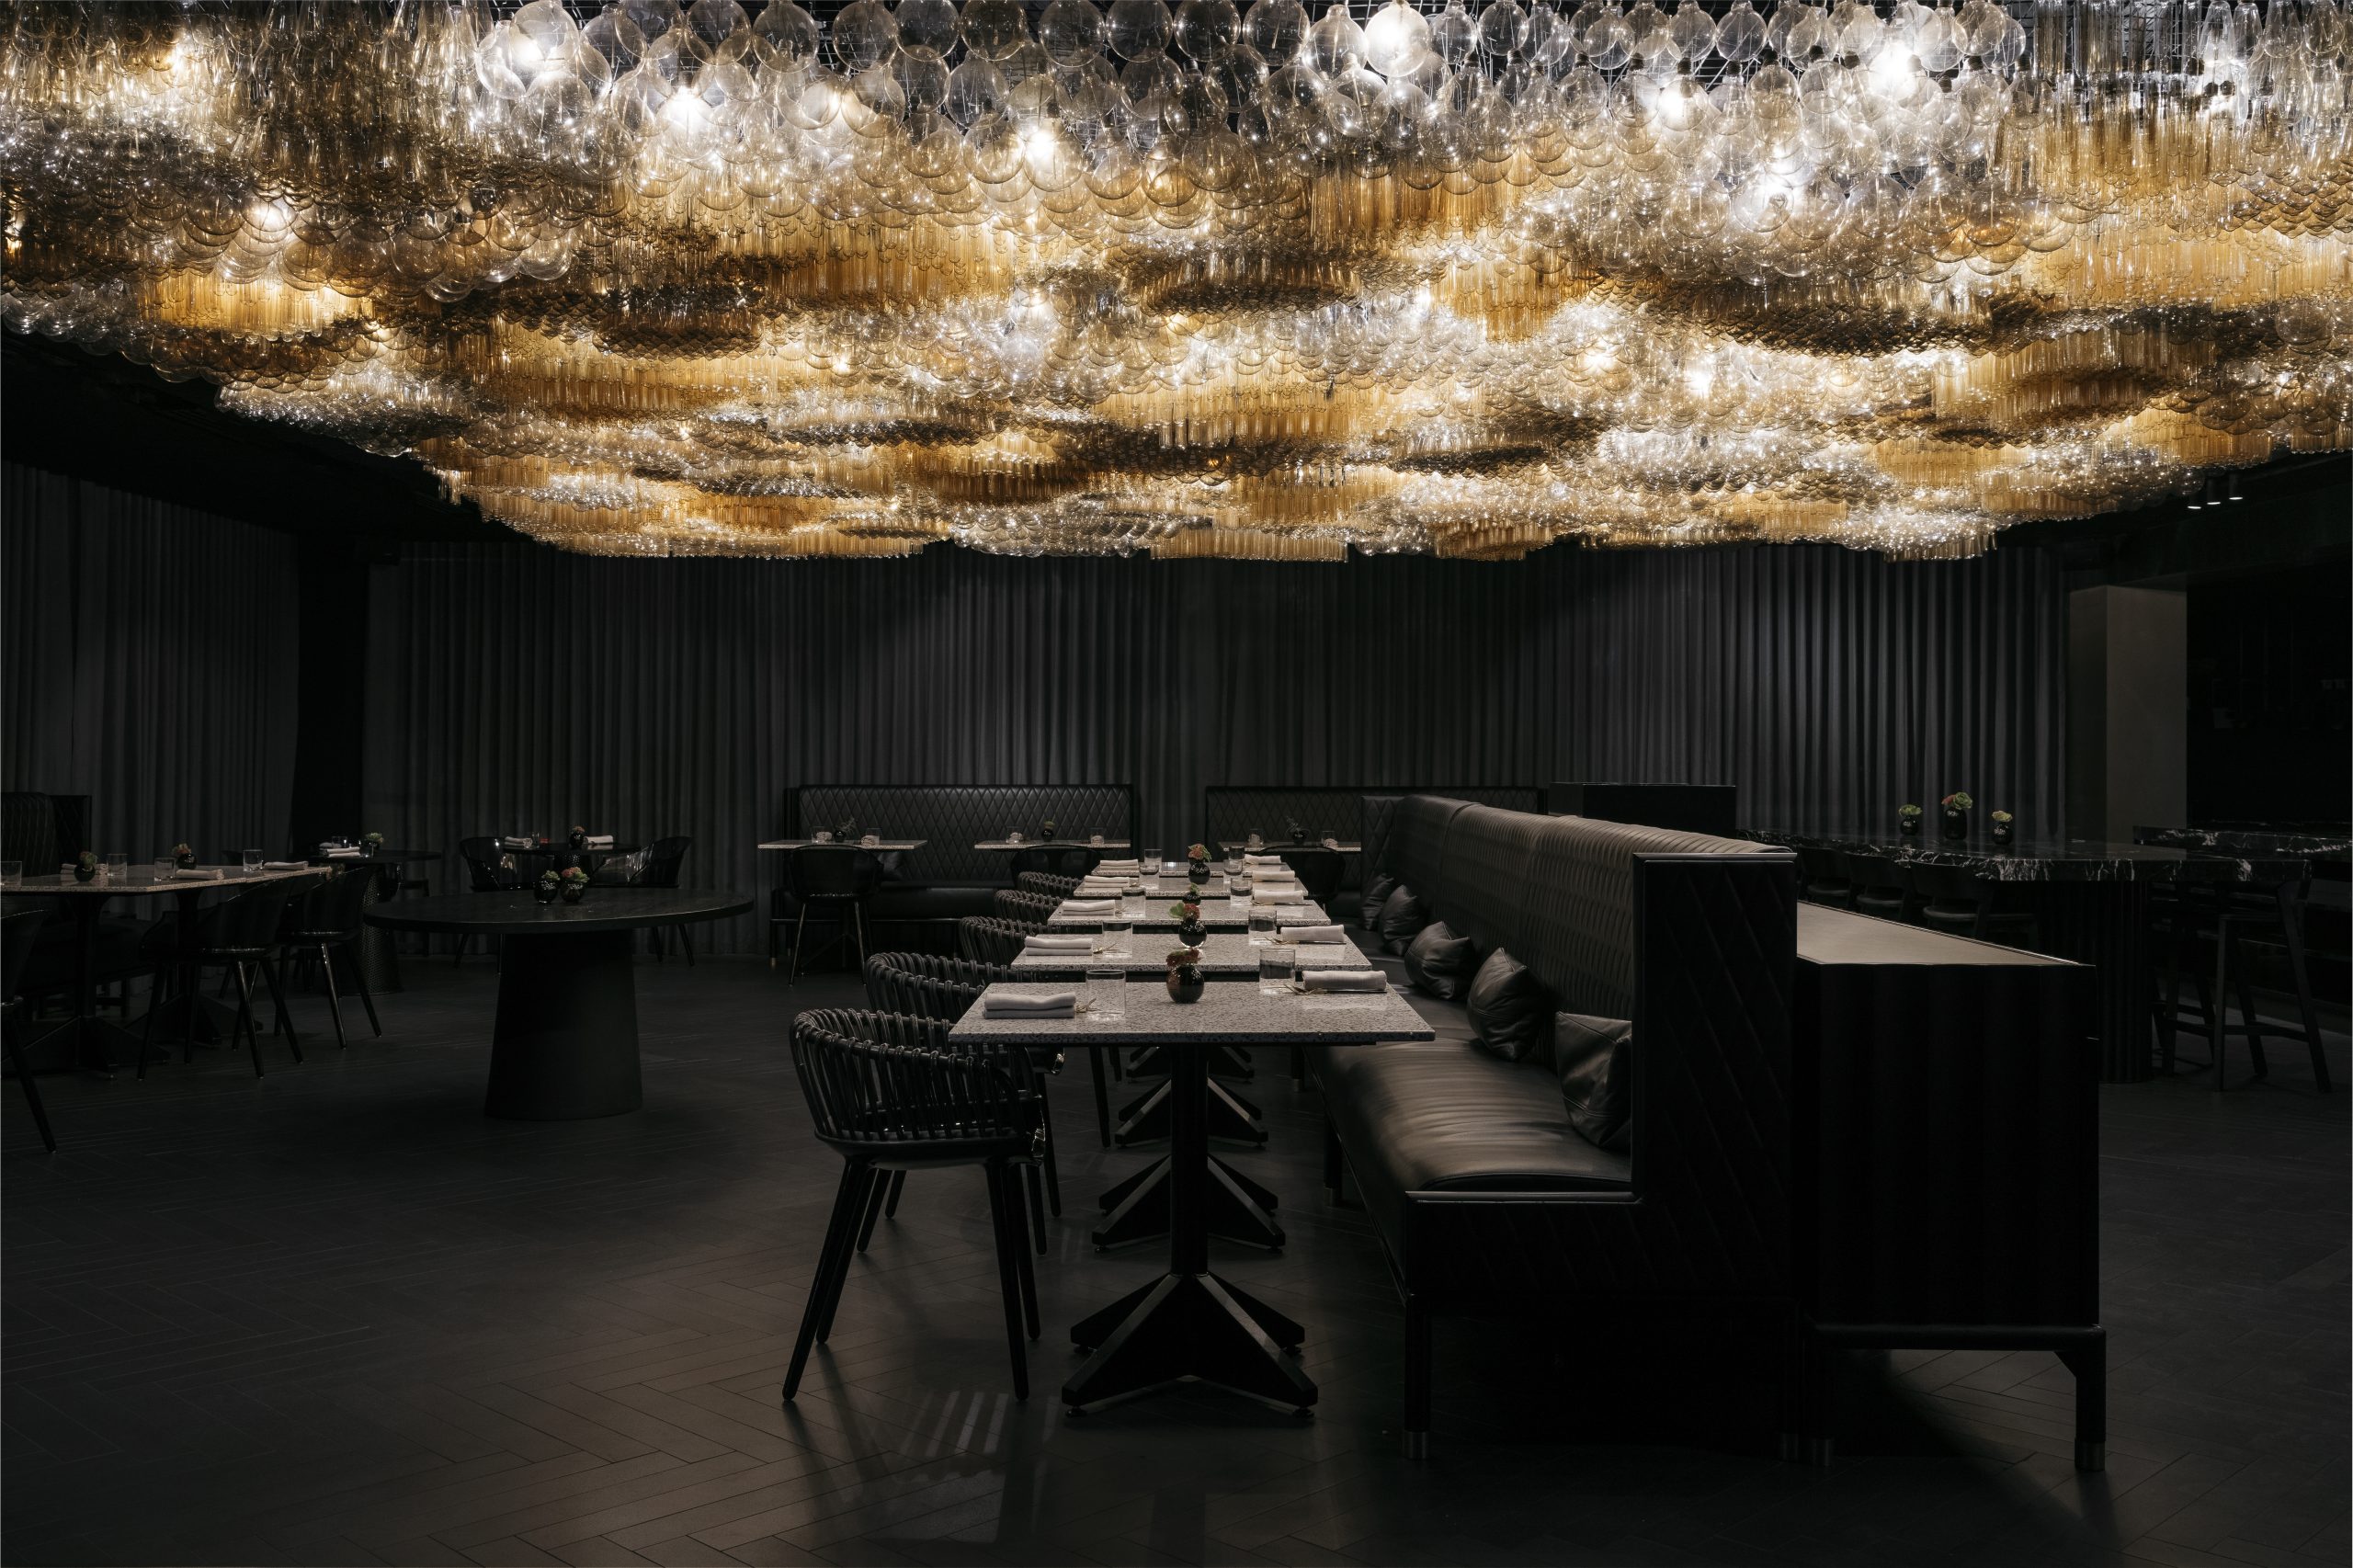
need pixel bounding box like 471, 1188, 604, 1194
2227, 475, 2244, 503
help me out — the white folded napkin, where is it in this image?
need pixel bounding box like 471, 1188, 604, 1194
585, 835, 615, 848
499, 835, 532, 849
1279, 923, 1345, 944
1250, 889, 1301, 904
1243, 853, 1285, 866
1298, 970, 1385, 993
1023, 934, 1096, 952
261, 861, 306, 871
173, 868, 221, 881
1060, 898, 1118, 915
324, 847, 362, 858
983, 990, 1078, 1017
1094, 858, 1140, 870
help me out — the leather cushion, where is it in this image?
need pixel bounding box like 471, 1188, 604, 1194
1322, 1041, 1633, 1256
1555, 1013, 1635, 1152
1403, 921, 1478, 1001
1466, 947, 1552, 1063
1400, 988, 1475, 1045
1376, 883, 1429, 954
1359, 871, 1397, 931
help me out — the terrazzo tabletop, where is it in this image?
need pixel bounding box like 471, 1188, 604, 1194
1009, 931, 1372, 979
1048, 896, 1318, 931
949, 979, 1434, 1046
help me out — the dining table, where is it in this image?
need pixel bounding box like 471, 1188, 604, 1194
3, 864, 325, 1071
974, 838, 1132, 854
362, 888, 751, 1119
757, 839, 926, 852
953, 977, 1434, 1415
1753, 828, 2319, 1081
1047, 888, 1318, 933
1218, 840, 1362, 856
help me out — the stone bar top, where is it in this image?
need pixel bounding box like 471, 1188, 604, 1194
1752, 828, 2315, 884
1009, 931, 1372, 979
949, 980, 1434, 1047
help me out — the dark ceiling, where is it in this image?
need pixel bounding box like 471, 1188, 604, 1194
4, 325, 2344, 583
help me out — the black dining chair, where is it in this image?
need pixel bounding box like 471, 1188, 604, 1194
278, 864, 382, 1051
631, 835, 696, 964
957, 915, 1040, 967
994, 888, 1060, 925
1842, 851, 1916, 922
454, 836, 519, 965
1277, 847, 1344, 908
138, 875, 315, 1079
1016, 870, 1081, 899
1797, 846, 1854, 907
784, 845, 882, 983
2154, 874, 2333, 1094
3, 908, 59, 1153
782, 1008, 1043, 1402
1906, 860, 2040, 948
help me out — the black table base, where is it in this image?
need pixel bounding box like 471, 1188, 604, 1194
1094, 1152, 1282, 1250
1063, 1042, 1316, 1415
485, 932, 642, 1119
1115, 1075, 1264, 1146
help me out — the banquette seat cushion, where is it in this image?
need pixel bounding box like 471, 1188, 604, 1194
1322, 1042, 1633, 1247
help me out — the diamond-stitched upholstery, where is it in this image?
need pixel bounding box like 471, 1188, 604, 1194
792, 786, 1134, 887
1362, 789, 1542, 883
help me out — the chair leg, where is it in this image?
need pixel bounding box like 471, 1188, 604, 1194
819, 1167, 880, 1346
882, 1169, 904, 1218
678, 924, 695, 968
983, 1162, 1031, 1400
320, 942, 349, 1051
343, 943, 381, 1037
259, 960, 301, 1063
784, 1164, 866, 1400
2226, 927, 2268, 1079
6, 1018, 58, 1153
232, 964, 263, 1078
1022, 1161, 1047, 1255
2279, 888, 2331, 1093
855, 1169, 891, 1253
789, 909, 809, 984
1011, 1170, 1040, 1341
852, 907, 868, 968
1402, 1301, 1432, 1459
2061, 1339, 2107, 1471
138, 964, 165, 1081
2210, 920, 2231, 1089
1039, 1092, 1063, 1217
1088, 1045, 1113, 1148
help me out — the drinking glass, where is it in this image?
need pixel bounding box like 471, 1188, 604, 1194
1248, 907, 1277, 942
1259, 946, 1295, 994
153, 855, 174, 883
242, 849, 264, 874
0, 861, 19, 888
1142, 846, 1161, 873
1101, 915, 1131, 956
103, 852, 127, 883
1085, 964, 1125, 1022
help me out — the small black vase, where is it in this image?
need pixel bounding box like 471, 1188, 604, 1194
1165, 971, 1205, 1005
1289, 826, 1307, 845
1187, 862, 1210, 888
1898, 817, 1921, 838
560, 881, 586, 904
1992, 819, 2015, 847
1941, 808, 1971, 843
569, 829, 586, 850
73, 862, 95, 884
534, 881, 561, 905
176, 852, 196, 869
1176, 918, 1207, 947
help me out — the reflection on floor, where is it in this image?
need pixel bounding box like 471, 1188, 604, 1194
3, 957, 2346, 1567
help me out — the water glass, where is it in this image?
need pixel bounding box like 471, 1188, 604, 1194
1085, 964, 1125, 1022
1100, 916, 1131, 956
1248, 907, 1278, 942
241, 849, 264, 874
153, 855, 174, 883
1142, 846, 1161, 873
103, 852, 128, 883
1259, 947, 1295, 994
0, 860, 19, 889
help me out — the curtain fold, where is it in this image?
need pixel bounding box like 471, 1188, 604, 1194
2, 463, 300, 866
365, 540, 2064, 955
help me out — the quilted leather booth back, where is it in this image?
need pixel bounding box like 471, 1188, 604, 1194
1391, 795, 1781, 1020
2, 791, 88, 872
1361, 788, 1542, 884
792, 786, 1134, 886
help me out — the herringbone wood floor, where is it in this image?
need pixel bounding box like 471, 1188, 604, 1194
3, 952, 2345, 1567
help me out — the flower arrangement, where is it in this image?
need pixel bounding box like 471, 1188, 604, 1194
74, 849, 97, 883
1896, 803, 1923, 837
1165, 946, 1205, 1003
1941, 791, 1974, 812
1897, 804, 1922, 820
1990, 810, 2012, 824
1939, 790, 1974, 841
1286, 817, 1306, 843
535, 868, 563, 903
172, 842, 195, 868
1186, 842, 1210, 864
1041, 818, 1057, 839
361, 831, 383, 846
835, 817, 859, 841
559, 865, 590, 903
1990, 809, 2016, 846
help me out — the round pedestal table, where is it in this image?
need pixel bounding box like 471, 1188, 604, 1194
363, 889, 751, 1120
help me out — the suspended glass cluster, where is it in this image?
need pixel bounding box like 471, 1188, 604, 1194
2, 0, 2346, 558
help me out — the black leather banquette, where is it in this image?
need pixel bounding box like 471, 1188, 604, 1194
1204, 785, 1541, 897
1315, 796, 1799, 1456
780, 785, 1136, 926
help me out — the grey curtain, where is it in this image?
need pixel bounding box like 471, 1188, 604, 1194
365, 540, 2065, 954
2, 463, 301, 866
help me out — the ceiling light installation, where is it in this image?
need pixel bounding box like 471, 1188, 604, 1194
2, 0, 2347, 560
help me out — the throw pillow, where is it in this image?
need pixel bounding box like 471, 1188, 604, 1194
1359, 870, 1398, 931
1555, 1013, 1634, 1151
1376, 883, 1428, 954
1466, 948, 1552, 1062
1402, 921, 1479, 1000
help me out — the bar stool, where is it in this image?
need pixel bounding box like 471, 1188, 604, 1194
1797, 846, 1853, 907
1907, 861, 2040, 947
2156, 871, 2333, 1093
1842, 851, 1916, 922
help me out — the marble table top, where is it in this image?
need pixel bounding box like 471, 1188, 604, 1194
949, 979, 1434, 1047
2135, 827, 2350, 858
6, 864, 324, 898
1754, 828, 2315, 883
758, 839, 926, 852
1219, 841, 1362, 856
1048, 895, 1321, 931
974, 839, 1131, 852
365, 888, 754, 935
1010, 931, 1372, 979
